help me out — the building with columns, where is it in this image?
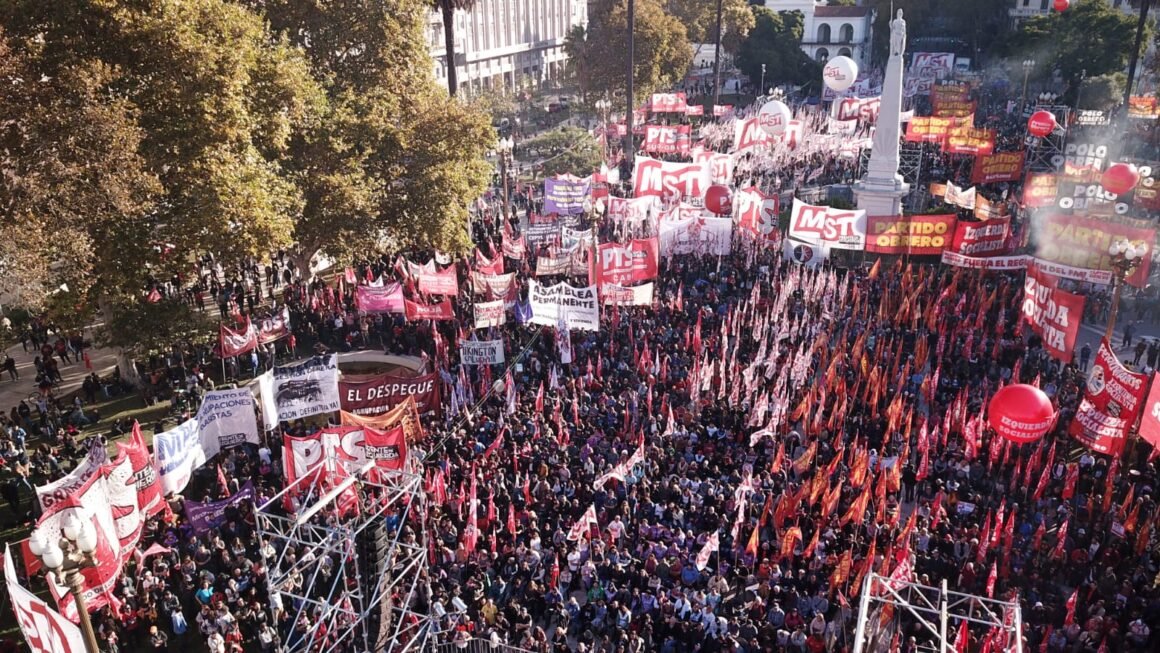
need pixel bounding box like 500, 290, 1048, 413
763, 1, 875, 67
428, 0, 588, 95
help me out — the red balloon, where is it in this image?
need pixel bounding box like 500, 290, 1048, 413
1053, 0, 1069, 10
1027, 110, 1056, 137
705, 184, 733, 215
987, 384, 1056, 443
1101, 162, 1141, 196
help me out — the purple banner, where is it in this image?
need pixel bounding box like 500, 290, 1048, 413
184, 481, 255, 533
543, 177, 591, 216
356, 283, 404, 313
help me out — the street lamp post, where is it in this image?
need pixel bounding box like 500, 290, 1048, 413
760, 64, 766, 101
1020, 59, 1035, 116
496, 136, 514, 224
1104, 238, 1148, 342
595, 98, 611, 161
27, 513, 101, 653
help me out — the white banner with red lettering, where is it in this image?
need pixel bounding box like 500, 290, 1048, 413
607, 196, 659, 224
474, 299, 506, 329
600, 283, 655, 306
732, 117, 774, 153
650, 92, 688, 113
632, 156, 710, 204
643, 124, 692, 155
787, 199, 867, 250
458, 339, 505, 365
5, 545, 87, 650
834, 96, 881, 122
693, 149, 735, 185
417, 268, 459, 296
734, 187, 780, 245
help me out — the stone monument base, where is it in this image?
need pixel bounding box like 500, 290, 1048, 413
853, 177, 910, 217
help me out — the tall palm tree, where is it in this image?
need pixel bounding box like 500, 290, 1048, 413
435, 0, 477, 96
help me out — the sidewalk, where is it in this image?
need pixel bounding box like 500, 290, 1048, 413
0, 330, 120, 415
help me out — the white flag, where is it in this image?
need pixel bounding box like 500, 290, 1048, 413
557, 316, 573, 364
566, 504, 599, 541
4, 545, 87, 653
696, 532, 720, 571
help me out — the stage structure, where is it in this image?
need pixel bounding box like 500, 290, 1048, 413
852, 573, 1023, 653
256, 457, 433, 653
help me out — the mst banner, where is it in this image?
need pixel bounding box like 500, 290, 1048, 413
459, 339, 505, 365
543, 176, 590, 215
528, 280, 600, 331
787, 199, 867, 250
1037, 213, 1155, 287
1071, 339, 1149, 455
865, 214, 957, 255
340, 371, 441, 417
633, 156, 709, 203
272, 354, 342, 421
1020, 265, 1084, 362
972, 152, 1025, 184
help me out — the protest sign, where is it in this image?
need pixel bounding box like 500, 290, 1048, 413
356, 283, 405, 313
600, 283, 655, 306
788, 199, 867, 250
185, 481, 256, 533
1071, 339, 1148, 455
865, 215, 957, 255
459, 339, 505, 365
972, 152, 1025, 184
154, 418, 204, 496
474, 300, 506, 329
196, 388, 260, 460
528, 280, 600, 331
1037, 214, 1155, 287
543, 176, 590, 215
340, 371, 441, 417
1020, 265, 1085, 363
271, 354, 342, 421
948, 218, 1010, 257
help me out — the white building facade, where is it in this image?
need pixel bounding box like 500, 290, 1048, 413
1011, 0, 1140, 24
428, 0, 588, 95
762, 1, 875, 67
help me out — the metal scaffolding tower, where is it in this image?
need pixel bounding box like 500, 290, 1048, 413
852, 573, 1023, 653
256, 458, 432, 653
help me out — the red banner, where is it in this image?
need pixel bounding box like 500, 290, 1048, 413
1022, 173, 1058, 208
118, 424, 165, 518
340, 371, 441, 417
643, 124, 692, 155
256, 308, 291, 344
1020, 265, 1085, 362
949, 218, 1010, 257
1137, 372, 1160, 451
944, 126, 995, 155
650, 92, 688, 113
417, 268, 459, 296
1071, 339, 1149, 455
595, 238, 659, 286
972, 152, 1025, 184
1037, 213, 1156, 287
713, 104, 733, 117
363, 426, 408, 479
404, 299, 455, 321
685, 104, 704, 116
220, 318, 257, 357
905, 116, 970, 145
865, 214, 957, 255
933, 99, 976, 118
930, 83, 970, 104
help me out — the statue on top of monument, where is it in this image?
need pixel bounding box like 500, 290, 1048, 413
890, 9, 906, 58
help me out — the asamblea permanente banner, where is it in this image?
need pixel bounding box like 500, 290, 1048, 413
459, 339, 505, 365
271, 354, 342, 421
528, 280, 600, 331
195, 388, 261, 460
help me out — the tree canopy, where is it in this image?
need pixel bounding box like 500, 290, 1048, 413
1003, 0, 1143, 97
664, 0, 755, 53
736, 9, 820, 92
0, 0, 492, 335
565, 0, 692, 107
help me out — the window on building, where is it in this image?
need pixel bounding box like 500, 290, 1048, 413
816, 48, 829, 62
817, 24, 831, 43
839, 47, 852, 58
1040, 0, 1049, 8
839, 24, 854, 43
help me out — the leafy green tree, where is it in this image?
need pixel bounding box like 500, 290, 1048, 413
98, 296, 215, 357
565, 0, 692, 107
523, 128, 604, 177
0, 25, 161, 307
736, 9, 819, 91
665, 0, 755, 52
254, 0, 494, 267
1005, 0, 1143, 99
1077, 73, 1126, 111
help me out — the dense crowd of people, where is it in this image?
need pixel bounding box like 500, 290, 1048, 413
4, 79, 1160, 653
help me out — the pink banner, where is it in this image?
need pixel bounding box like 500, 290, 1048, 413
356, 283, 404, 313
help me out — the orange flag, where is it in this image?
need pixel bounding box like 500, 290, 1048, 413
745, 524, 760, 558
780, 526, 802, 560
803, 527, 821, 559
868, 258, 881, 280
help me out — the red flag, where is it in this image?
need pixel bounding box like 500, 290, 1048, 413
535, 382, 544, 413
217, 465, 231, 497
1031, 521, 1045, 551
507, 503, 517, 536
1062, 463, 1079, 500
954, 619, 969, 653
1052, 517, 1069, 560
985, 560, 997, 597
1064, 589, 1078, 625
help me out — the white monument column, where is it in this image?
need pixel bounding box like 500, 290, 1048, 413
854, 9, 910, 216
